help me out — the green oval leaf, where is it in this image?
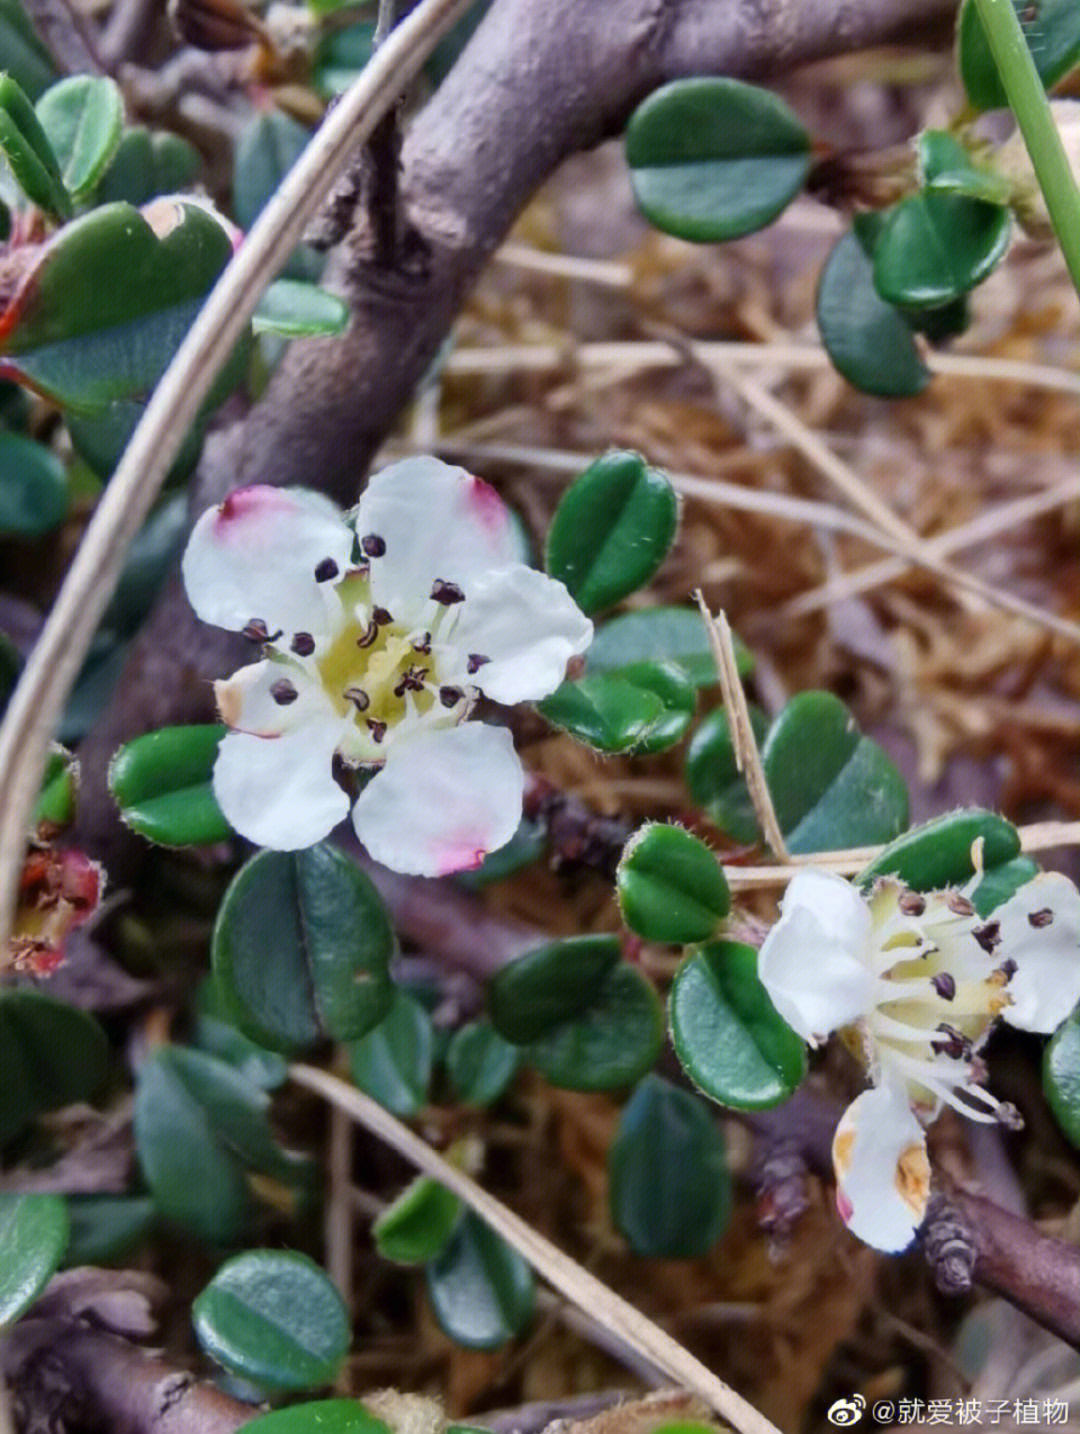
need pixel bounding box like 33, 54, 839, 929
537, 671, 666, 753
64, 1194, 156, 1266
0, 990, 108, 1145
0, 1194, 69, 1326
545, 450, 678, 614
94, 126, 200, 206
213, 845, 395, 1054
234, 111, 319, 281
873, 192, 1012, 309
609, 1076, 730, 1258
109, 724, 230, 845
626, 77, 810, 242
243, 1402, 390, 1434
349, 987, 434, 1118
524, 963, 664, 1092
34, 744, 78, 827
617, 822, 729, 944
195, 978, 289, 1090
35, 76, 123, 201
669, 941, 807, 1109
972, 855, 1042, 917
613, 661, 697, 754
0, 73, 69, 217
425, 1211, 534, 1350
0, 0, 57, 100
373, 1176, 462, 1265
1045, 1009, 1080, 1148
193, 1249, 349, 1391
0, 430, 67, 535
487, 935, 621, 1045
446, 1021, 520, 1106
587, 605, 752, 687
958, 0, 1080, 112
253, 279, 349, 338
684, 704, 768, 844
859, 809, 1021, 891
919, 129, 1013, 204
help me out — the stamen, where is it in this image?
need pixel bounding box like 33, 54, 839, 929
412, 632, 432, 654
372, 607, 393, 626
393, 667, 427, 698
439, 686, 464, 708
366, 719, 387, 744
931, 972, 956, 1000
361, 534, 386, 557
931, 1024, 972, 1060
344, 687, 370, 711
899, 890, 926, 916
270, 678, 298, 705
431, 579, 465, 605
291, 632, 316, 657
973, 920, 1001, 954
997, 957, 1018, 981
1028, 908, 1054, 928
467, 653, 490, 674
242, 618, 282, 644
314, 558, 339, 582
357, 621, 379, 648
946, 893, 976, 917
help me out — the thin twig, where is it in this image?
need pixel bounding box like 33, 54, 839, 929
695, 593, 788, 861
288, 1063, 781, 1434
327, 1101, 355, 1308
0, 0, 478, 952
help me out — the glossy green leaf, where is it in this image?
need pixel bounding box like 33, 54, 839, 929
94, 126, 200, 205
918, 129, 1013, 204
972, 855, 1042, 917
609, 1076, 730, 1257
487, 934, 621, 1044
425, 1211, 534, 1350
859, 808, 1021, 891
34, 744, 78, 827
617, 822, 729, 944
134, 1045, 309, 1241
1045, 1009, 1080, 1147
253, 279, 348, 338
109, 724, 230, 846
0, 73, 69, 216
684, 704, 769, 844
193, 1250, 349, 1391
349, 988, 434, 1118
0, 429, 67, 535
958, 0, 1080, 111
446, 1021, 520, 1106
761, 691, 908, 853
524, 963, 664, 1091
538, 671, 666, 753
243, 1401, 390, 1434
36, 76, 123, 201
873, 191, 1011, 309
626, 77, 810, 242
0, 1194, 69, 1325
615, 661, 697, 754
545, 450, 678, 614
0, 200, 233, 410
669, 941, 807, 1109
312, 21, 376, 96
0, 990, 108, 1145
373, 1176, 462, 1265
64, 1194, 156, 1266
194, 979, 289, 1090
0, 0, 57, 100
587, 605, 752, 687
234, 111, 318, 280
213, 845, 395, 1054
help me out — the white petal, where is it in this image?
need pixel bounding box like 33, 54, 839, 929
357, 458, 522, 620
832, 1085, 930, 1252
757, 870, 875, 1042
352, 722, 524, 876
450, 566, 593, 704
182, 485, 352, 636
995, 872, 1080, 1032
213, 722, 350, 850
214, 659, 336, 737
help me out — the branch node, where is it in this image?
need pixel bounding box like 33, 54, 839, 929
921, 1192, 977, 1295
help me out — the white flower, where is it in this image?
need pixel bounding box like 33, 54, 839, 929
757, 867, 1080, 1252
181, 457, 593, 876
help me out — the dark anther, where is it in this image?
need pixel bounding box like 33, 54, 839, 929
931, 1023, 971, 1060
997, 957, 1018, 981
393, 667, 427, 698
270, 679, 299, 705
242, 618, 274, 644
366, 719, 387, 744
1028, 907, 1054, 928
973, 920, 1001, 954
344, 686, 370, 711
291, 632, 316, 657
357, 621, 379, 648
314, 557, 339, 582
467, 653, 490, 674
413, 632, 432, 654
439, 686, 464, 708
361, 534, 387, 557
431, 579, 465, 605
997, 1101, 1024, 1131
947, 893, 976, 917
372, 607, 393, 626
931, 972, 957, 1000
899, 889, 927, 917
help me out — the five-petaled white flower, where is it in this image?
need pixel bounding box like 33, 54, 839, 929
757, 866, 1080, 1252
181, 457, 593, 876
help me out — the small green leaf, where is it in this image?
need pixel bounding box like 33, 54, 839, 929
213, 845, 396, 1054
373, 1177, 462, 1265
243, 1402, 390, 1434
234, 111, 319, 280
859, 809, 1021, 892
487, 935, 621, 1044
312, 21, 376, 95
425, 1211, 534, 1350
64, 1195, 156, 1265
0, 430, 67, 535
349, 988, 434, 1118
524, 963, 664, 1092
545, 450, 678, 614
972, 855, 1042, 917
587, 605, 752, 687
918, 129, 1013, 205
35, 76, 123, 201
0, 1194, 69, 1325
1046, 1009, 1080, 1148
538, 671, 666, 753
684, 704, 768, 844
446, 1021, 520, 1106
109, 724, 230, 846
94, 126, 200, 206
626, 77, 810, 242
194, 978, 289, 1090
669, 941, 807, 1109
0, 73, 69, 216
193, 1250, 349, 1391
0, 990, 108, 1145
873, 191, 1012, 309
34, 743, 78, 827
609, 1076, 730, 1257
253, 280, 348, 338
613, 661, 697, 754
617, 822, 729, 943
0, 0, 57, 100
958, 0, 1080, 112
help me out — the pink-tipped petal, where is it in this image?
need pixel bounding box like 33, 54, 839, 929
213, 722, 349, 850
352, 722, 523, 876
832, 1085, 931, 1252
182, 485, 352, 636
994, 872, 1080, 1032
356, 458, 522, 622
450, 566, 592, 704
